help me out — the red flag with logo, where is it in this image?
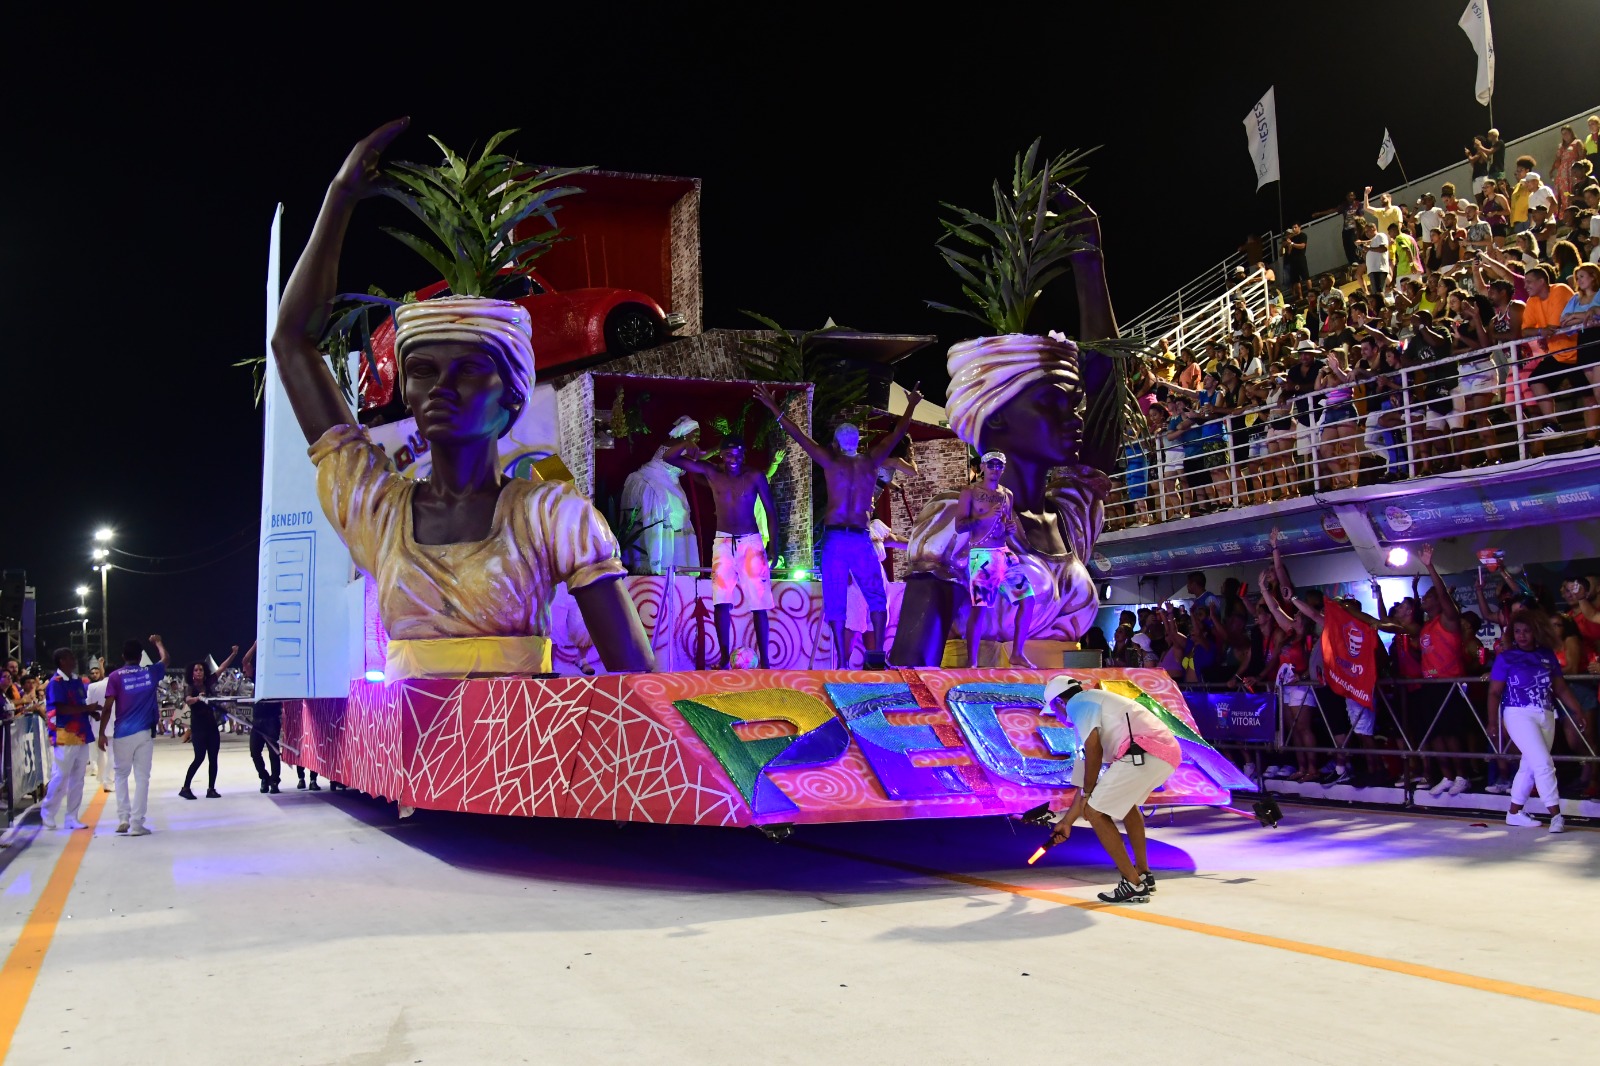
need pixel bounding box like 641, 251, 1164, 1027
1322, 598, 1377, 705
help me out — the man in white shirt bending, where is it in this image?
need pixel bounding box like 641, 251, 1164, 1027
1037, 676, 1183, 904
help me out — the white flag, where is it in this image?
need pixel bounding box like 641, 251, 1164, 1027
1377, 128, 1396, 170
1243, 87, 1280, 190
1458, 0, 1495, 106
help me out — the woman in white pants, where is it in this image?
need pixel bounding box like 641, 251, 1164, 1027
1487, 610, 1582, 833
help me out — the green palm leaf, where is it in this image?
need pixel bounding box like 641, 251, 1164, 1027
929, 139, 1099, 335
375, 130, 593, 298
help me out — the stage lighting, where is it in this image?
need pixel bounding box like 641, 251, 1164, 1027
92, 548, 109, 560
1386, 547, 1409, 567
364, 670, 386, 682
94, 528, 114, 542
76, 606, 88, 616
75, 585, 88, 597
791, 568, 810, 581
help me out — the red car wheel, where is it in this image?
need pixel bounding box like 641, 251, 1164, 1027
604, 303, 664, 355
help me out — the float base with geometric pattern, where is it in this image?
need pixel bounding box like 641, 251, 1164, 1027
280, 668, 1252, 827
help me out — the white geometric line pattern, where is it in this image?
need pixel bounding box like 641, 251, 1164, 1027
561, 678, 745, 826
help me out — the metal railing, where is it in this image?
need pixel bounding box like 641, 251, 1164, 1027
1188, 674, 1600, 803
1106, 322, 1600, 530
1123, 232, 1276, 340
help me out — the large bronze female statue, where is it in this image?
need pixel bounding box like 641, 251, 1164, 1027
272, 120, 654, 679
890, 188, 1116, 667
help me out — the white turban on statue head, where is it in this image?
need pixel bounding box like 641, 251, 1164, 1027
944, 332, 1080, 449
395, 296, 535, 423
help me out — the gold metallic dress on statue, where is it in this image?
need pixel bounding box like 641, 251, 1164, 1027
311, 425, 626, 680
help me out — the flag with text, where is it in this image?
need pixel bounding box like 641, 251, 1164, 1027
1242, 87, 1280, 190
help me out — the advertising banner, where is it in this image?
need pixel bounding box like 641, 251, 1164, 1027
1188, 690, 1276, 745
8, 715, 47, 802
254, 206, 365, 699
1322, 597, 1378, 705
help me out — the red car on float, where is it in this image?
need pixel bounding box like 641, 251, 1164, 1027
357, 270, 684, 413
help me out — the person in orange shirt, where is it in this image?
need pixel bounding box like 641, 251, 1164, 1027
1522, 266, 1593, 446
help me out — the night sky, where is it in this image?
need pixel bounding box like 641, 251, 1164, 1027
4, 3, 1594, 667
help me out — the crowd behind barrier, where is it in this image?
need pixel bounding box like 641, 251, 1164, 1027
1089, 557, 1600, 805
1108, 127, 1600, 528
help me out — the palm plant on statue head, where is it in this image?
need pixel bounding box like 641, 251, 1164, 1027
377, 130, 591, 299
240, 131, 590, 404
927, 139, 1096, 335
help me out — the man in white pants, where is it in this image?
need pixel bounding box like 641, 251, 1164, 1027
40, 649, 103, 830
1040, 676, 1182, 904
98, 635, 168, 836
85, 661, 114, 793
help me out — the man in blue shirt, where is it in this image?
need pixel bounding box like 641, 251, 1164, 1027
98, 635, 169, 836
42, 648, 102, 830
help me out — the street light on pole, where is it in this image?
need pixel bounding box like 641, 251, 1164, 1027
76, 586, 90, 657
92, 530, 113, 663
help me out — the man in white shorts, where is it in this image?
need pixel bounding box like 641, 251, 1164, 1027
665, 436, 778, 669
1038, 676, 1181, 904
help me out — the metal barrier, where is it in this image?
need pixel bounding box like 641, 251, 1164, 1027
1123, 238, 1276, 341
1107, 322, 1600, 529
1181, 675, 1600, 802
2, 713, 50, 835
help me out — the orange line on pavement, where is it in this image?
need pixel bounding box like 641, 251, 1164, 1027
0, 790, 108, 1062
795, 840, 1600, 1017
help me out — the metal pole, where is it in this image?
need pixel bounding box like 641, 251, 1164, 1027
99, 565, 109, 665
1512, 341, 1529, 461
1400, 366, 1416, 478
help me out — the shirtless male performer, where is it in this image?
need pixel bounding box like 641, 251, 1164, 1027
958, 451, 1036, 667
665, 436, 779, 669
754, 381, 923, 668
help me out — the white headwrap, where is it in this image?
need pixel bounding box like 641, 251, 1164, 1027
394, 296, 535, 412
944, 332, 1080, 449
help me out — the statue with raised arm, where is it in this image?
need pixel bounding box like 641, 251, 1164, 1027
891, 146, 1114, 667
754, 381, 922, 667
271, 121, 654, 680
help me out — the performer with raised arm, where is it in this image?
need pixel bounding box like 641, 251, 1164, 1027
956, 451, 1038, 667
99, 635, 170, 836
663, 436, 779, 669
753, 381, 923, 668
270, 121, 653, 679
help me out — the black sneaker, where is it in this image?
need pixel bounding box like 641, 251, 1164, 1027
308, 780, 321, 792
178, 787, 197, 801
269, 784, 281, 794
206, 788, 221, 798
259, 780, 270, 794
1139, 870, 1157, 894
296, 778, 306, 790
1097, 878, 1151, 904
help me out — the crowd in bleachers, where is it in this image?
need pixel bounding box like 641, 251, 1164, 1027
1109, 118, 1600, 528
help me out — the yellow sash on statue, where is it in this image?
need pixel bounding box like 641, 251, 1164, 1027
385, 635, 554, 680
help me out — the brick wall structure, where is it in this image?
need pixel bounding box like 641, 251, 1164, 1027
668, 188, 703, 335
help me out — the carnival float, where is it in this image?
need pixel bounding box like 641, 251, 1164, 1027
255, 122, 1252, 829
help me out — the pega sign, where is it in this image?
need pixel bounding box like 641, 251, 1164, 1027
667, 669, 1253, 821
